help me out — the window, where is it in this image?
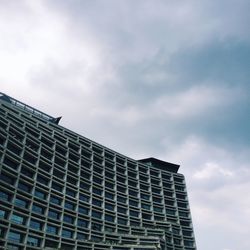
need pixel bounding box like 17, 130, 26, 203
130, 210, 139, 218
129, 199, 138, 207
80, 182, 90, 190
50, 196, 61, 205
117, 196, 126, 204
37, 175, 49, 185
66, 189, 75, 197
129, 190, 138, 197
79, 194, 89, 202
62, 229, 73, 238
7, 231, 21, 243
18, 182, 31, 192
142, 213, 151, 220
0, 190, 10, 201
117, 207, 127, 214
21, 167, 34, 178
153, 197, 162, 203
93, 176, 102, 185
153, 206, 163, 213
118, 218, 127, 225
46, 225, 57, 235
105, 203, 114, 211
141, 203, 151, 210
105, 214, 114, 222
92, 198, 102, 207
77, 233, 88, 240
64, 201, 74, 210
34, 190, 46, 200
141, 194, 150, 200
92, 187, 102, 196
92, 211, 102, 219
15, 198, 28, 208
27, 236, 40, 247
52, 182, 63, 192
63, 215, 73, 224
105, 192, 114, 200
78, 219, 88, 228
48, 210, 60, 219
30, 220, 42, 230
0, 209, 6, 218
0, 173, 15, 185
78, 206, 89, 215
91, 223, 102, 231
11, 214, 24, 225
32, 204, 44, 214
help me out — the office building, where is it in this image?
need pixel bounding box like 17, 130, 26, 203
0, 92, 196, 250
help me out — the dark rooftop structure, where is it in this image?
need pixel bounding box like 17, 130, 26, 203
138, 158, 180, 173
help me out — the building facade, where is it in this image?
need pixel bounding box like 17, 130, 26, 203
0, 93, 196, 250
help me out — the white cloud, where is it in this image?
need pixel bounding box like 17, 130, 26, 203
193, 162, 233, 179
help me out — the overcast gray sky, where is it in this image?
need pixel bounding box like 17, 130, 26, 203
1, 1, 250, 249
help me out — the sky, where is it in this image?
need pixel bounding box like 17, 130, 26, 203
0, 0, 250, 249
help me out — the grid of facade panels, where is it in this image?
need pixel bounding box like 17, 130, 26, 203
0, 93, 196, 250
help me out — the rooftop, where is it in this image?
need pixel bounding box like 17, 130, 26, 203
138, 157, 180, 173
0, 92, 61, 124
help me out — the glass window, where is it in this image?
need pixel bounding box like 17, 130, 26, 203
27, 236, 40, 247
0, 173, 15, 185
46, 225, 57, 235
64, 201, 74, 210
21, 167, 34, 178
34, 190, 46, 200
93, 176, 102, 185
15, 198, 28, 208
30, 220, 42, 230
63, 215, 73, 224
52, 182, 63, 192
141, 203, 151, 210
142, 213, 151, 220
66, 189, 75, 197
105, 192, 114, 200
0, 190, 10, 201
32, 204, 44, 214
78, 206, 89, 215
91, 222, 102, 231
78, 219, 88, 228
105, 214, 114, 222
50, 196, 61, 205
37, 175, 49, 185
117, 196, 126, 204
92, 187, 102, 196
105, 203, 114, 211
0, 209, 6, 218
79, 194, 89, 202
130, 210, 139, 217
92, 211, 102, 219
153, 197, 162, 203
129, 190, 138, 197
62, 229, 72, 238
141, 193, 150, 200
153, 206, 163, 213
117, 207, 127, 214
118, 218, 127, 225
11, 214, 24, 225
129, 199, 138, 207
48, 210, 60, 219
7, 231, 21, 243
77, 233, 88, 240
18, 182, 31, 192
92, 198, 102, 207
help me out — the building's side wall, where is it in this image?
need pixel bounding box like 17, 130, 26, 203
0, 100, 196, 250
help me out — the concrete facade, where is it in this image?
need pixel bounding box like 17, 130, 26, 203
0, 93, 196, 250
